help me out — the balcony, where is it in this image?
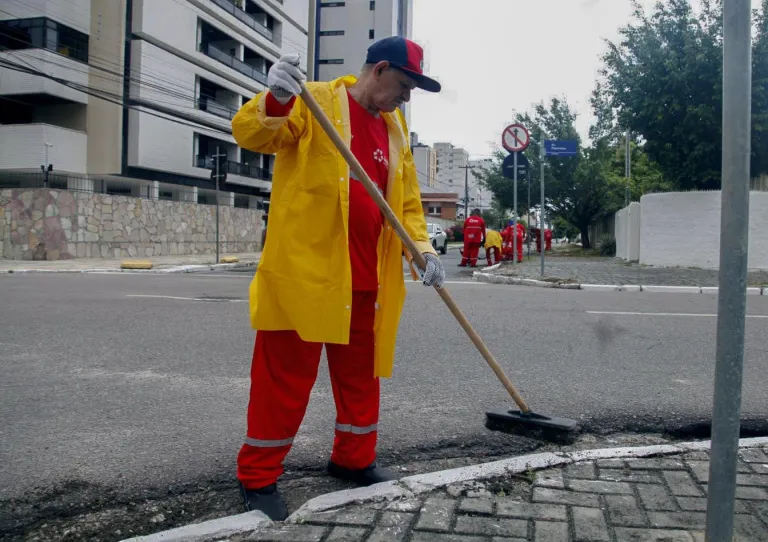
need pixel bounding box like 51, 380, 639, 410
0, 124, 87, 173
210, 0, 274, 42
197, 77, 240, 120
196, 97, 238, 120
198, 42, 268, 85
195, 155, 272, 182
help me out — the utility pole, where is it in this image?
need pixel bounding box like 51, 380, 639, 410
212, 146, 228, 264
459, 165, 474, 219
706, 0, 752, 540
625, 128, 631, 206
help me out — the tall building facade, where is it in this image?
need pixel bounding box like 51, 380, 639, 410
0, 0, 308, 208
433, 141, 469, 191
313, 0, 412, 82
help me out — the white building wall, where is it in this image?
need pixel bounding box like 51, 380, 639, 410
1, 0, 91, 35
316, 0, 410, 82
0, 124, 87, 173
0, 50, 89, 105
639, 191, 768, 269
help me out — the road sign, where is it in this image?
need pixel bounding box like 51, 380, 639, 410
544, 140, 578, 157
502, 124, 530, 153
502, 152, 529, 179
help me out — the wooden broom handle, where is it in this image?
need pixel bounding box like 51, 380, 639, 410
299, 84, 530, 413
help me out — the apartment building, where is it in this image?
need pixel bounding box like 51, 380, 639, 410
469, 158, 494, 212
312, 0, 412, 124
0, 0, 308, 208
410, 132, 436, 192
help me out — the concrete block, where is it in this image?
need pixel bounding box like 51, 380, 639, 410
532, 488, 600, 508
454, 516, 528, 538
120, 259, 153, 270
701, 287, 718, 294
747, 287, 762, 295
580, 284, 620, 292
641, 285, 701, 294
572, 507, 610, 541
414, 497, 455, 531
568, 479, 634, 495
496, 500, 567, 521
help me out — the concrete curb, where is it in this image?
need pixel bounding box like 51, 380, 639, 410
132, 437, 768, 542
472, 272, 766, 295
0, 262, 257, 275
120, 511, 271, 542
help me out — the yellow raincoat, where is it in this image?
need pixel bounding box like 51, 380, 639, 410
484, 229, 502, 250
232, 76, 435, 378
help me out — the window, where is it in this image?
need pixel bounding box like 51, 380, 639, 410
428, 206, 441, 216
369, 29, 374, 39
319, 59, 344, 65
0, 18, 89, 63
370, 1, 375, 10
319, 30, 345, 36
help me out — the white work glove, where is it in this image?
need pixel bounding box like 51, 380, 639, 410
418, 253, 445, 289
267, 53, 305, 104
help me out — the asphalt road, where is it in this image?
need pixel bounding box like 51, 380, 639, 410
2, 270, 768, 537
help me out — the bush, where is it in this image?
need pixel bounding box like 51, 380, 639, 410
598, 236, 617, 256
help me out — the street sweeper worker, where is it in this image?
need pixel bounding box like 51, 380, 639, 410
545, 228, 553, 251
460, 209, 486, 267
484, 229, 503, 266
501, 221, 515, 261
516, 222, 526, 263
231, 37, 444, 521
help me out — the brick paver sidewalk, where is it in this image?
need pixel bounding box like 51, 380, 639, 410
239, 447, 768, 541
494, 257, 768, 287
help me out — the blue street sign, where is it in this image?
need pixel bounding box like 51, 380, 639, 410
544, 140, 578, 157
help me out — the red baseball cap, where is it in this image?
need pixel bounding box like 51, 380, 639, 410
365, 36, 441, 93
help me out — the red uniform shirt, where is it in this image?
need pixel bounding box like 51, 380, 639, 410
265, 92, 389, 291
463, 215, 486, 244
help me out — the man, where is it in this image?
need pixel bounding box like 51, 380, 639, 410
484, 228, 503, 266
459, 209, 486, 267
501, 220, 515, 261
231, 37, 445, 521
544, 228, 553, 251
515, 222, 526, 263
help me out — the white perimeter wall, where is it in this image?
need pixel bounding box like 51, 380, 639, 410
639, 191, 768, 269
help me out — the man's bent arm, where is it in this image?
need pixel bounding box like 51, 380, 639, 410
232, 91, 307, 155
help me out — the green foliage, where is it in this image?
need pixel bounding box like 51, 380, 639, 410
597, 0, 768, 189
598, 236, 617, 257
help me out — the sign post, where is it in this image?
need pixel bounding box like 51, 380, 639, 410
211, 147, 228, 264
706, 0, 752, 539
541, 140, 578, 275
502, 124, 530, 264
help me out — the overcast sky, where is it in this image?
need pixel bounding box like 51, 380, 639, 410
408, 0, 660, 158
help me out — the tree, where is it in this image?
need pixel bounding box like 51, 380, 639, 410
598, 0, 768, 189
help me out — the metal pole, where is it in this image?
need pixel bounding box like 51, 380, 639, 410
306, 0, 316, 82
215, 146, 220, 264
464, 165, 470, 219
625, 128, 631, 206
527, 174, 531, 260
513, 151, 518, 265
540, 143, 546, 276
706, 0, 752, 540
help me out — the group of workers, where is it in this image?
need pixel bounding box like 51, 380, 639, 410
460, 209, 553, 268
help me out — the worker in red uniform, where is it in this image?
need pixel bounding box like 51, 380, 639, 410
544, 228, 553, 251
515, 222, 526, 263
501, 221, 515, 261
459, 209, 486, 267
231, 37, 444, 520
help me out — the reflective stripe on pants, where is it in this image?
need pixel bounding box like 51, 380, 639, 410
237, 292, 380, 490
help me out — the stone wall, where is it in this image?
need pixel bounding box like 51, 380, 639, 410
0, 189, 264, 260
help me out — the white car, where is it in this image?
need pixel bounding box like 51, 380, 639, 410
427, 223, 448, 255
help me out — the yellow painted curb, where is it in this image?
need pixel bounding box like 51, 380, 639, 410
220, 256, 239, 263
120, 260, 154, 270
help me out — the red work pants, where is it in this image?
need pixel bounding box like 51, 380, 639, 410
486, 247, 500, 266
237, 291, 379, 490
461, 242, 481, 267
517, 235, 524, 263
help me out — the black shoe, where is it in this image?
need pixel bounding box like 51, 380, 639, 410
239, 482, 289, 521
327, 461, 398, 486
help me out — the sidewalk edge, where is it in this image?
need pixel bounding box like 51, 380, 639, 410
128, 437, 768, 542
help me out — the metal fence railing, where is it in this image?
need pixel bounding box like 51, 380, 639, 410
0, 172, 251, 208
